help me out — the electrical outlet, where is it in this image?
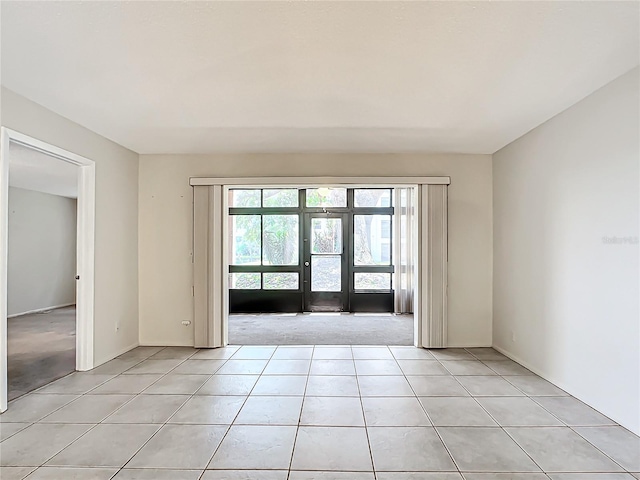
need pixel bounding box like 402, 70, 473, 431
182, 320, 191, 326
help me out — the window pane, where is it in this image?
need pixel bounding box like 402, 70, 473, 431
263, 189, 298, 208
311, 218, 342, 254
354, 215, 391, 265
263, 215, 299, 265
311, 255, 341, 292
263, 272, 299, 290
229, 189, 261, 208
230, 215, 261, 265
229, 272, 261, 289
354, 189, 391, 207
306, 188, 347, 208
354, 272, 391, 290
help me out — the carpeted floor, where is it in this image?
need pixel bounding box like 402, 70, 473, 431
228, 313, 414, 345
7, 306, 76, 401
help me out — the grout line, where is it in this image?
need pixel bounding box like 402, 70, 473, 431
352, 345, 378, 479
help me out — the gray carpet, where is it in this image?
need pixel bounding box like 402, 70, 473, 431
229, 313, 414, 345
7, 306, 76, 401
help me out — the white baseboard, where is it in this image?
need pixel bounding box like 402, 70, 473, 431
8, 303, 76, 318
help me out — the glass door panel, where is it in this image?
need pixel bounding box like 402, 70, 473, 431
304, 213, 348, 311
311, 256, 341, 292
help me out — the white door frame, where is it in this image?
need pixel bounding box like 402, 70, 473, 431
191, 176, 450, 349
0, 127, 96, 412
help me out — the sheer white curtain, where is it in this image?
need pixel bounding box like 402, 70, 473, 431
394, 187, 416, 314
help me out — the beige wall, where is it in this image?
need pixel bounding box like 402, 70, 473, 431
1, 87, 140, 366
138, 153, 493, 347
493, 68, 640, 434
8, 187, 77, 316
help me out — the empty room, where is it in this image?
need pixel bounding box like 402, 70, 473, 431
0, 2, 638, 480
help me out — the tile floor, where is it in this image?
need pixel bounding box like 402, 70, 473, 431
1, 345, 639, 480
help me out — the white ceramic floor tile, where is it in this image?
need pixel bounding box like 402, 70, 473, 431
504, 375, 568, 396
215, 360, 268, 375
476, 397, 563, 426
301, 396, 365, 426
202, 471, 288, 480
191, 346, 239, 360
0, 466, 36, 480
35, 374, 115, 395
368, 426, 456, 472
290, 473, 376, 480
456, 376, 524, 396
263, 359, 311, 375
208, 425, 297, 470
406, 376, 469, 397
113, 469, 203, 479
396, 360, 449, 376
196, 375, 259, 395
172, 360, 225, 375
389, 347, 435, 360
0, 395, 78, 423
25, 467, 117, 478
168, 396, 246, 424
533, 396, 616, 426
122, 359, 184, 375
420, 397, 497, 426
574, 426, 640, 472
142, 374, 210, 395
127, 425, 227, 469
90, 375, 162, 395
291, 426, 373, 471
438, 427, 541, 472
251, 375, 308, 395
46, 424, 160, 467
0, 422, 31, 442
357, 376, 414, 396
235, 396, 303, 425
352, 347, 394, 360
41, 395, 134, 424
148, 347, 197, 360
0, 423, 92, 466
313, 347, 353, 360
310, 360, 357, 376
305, 375, 360, 396
355, 360, 403, 376
103, 394, 188, 424
272, 346, 314, 360
440, 361, 497, 376
429, 349, 475, 361
507, 427, 625, 472
231, 346, 277, 360
362, 397, 430, 426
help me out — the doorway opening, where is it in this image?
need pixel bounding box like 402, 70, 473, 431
0, 128, 96, 412
227, 186, 414, 345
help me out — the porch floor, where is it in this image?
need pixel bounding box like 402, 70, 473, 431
228, 313, 413, 345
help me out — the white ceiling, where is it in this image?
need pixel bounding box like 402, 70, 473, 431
1, 1, 638, 155
8, 142, 78, 199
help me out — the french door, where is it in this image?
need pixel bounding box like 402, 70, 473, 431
303, 213, 349, 312
228, 187, 394, 313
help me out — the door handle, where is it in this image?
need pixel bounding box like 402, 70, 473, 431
304, 261, 310, 267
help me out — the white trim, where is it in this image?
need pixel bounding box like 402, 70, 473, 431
0, 129, 10, 411
190, 176, 450, 187
0, 128, 96, 412
7, 303, 76, 319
